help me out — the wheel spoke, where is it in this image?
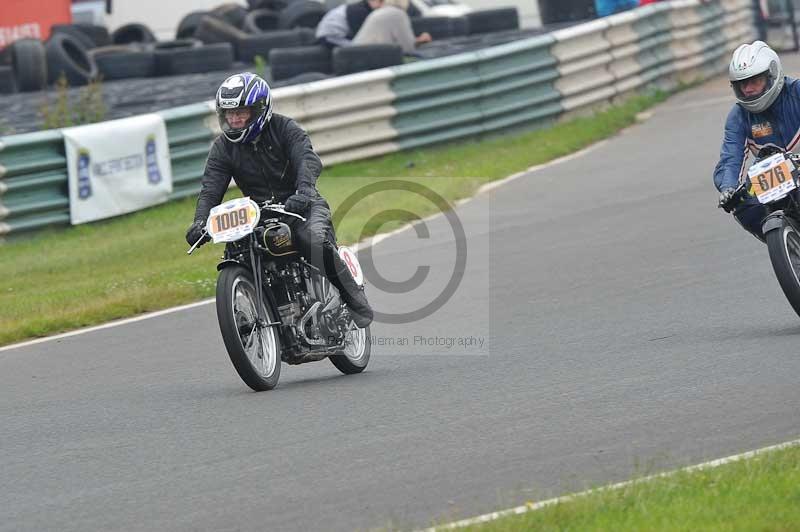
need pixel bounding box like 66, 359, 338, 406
224, 271, 282, 390
343, 328, 366, 363
242, 322, 258, 353
257, 328, 276, 377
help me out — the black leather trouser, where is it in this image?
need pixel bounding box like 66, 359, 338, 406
733, 194, 768, 242
290, 198, 359, 294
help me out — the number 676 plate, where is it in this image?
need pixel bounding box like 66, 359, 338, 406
748, 153, 797, 204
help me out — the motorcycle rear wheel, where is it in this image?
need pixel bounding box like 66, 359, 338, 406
329, 325, 371, 374
216, 266, 282, 391
766, 220, 800, 318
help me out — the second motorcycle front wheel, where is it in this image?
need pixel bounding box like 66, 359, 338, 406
216, 266, 282, 391
766, 219, 800, 318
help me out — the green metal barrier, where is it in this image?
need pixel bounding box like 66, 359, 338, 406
0, 131, 68, 237
0, 107, 217, 238
0, 0, 755, 240
391, 35, 561, 150
160, 102, 217, 201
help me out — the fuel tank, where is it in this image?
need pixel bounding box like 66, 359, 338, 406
263, 221, 298, 256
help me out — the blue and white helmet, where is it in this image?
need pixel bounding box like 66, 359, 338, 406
215, 72, 273, 143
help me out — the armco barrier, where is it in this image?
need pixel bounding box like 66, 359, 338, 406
0, 131, 68, 237
160, 101, 219, 201
391, 35, 562, 152
0, 0, 755, 238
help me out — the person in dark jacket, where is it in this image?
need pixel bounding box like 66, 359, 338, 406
185, 72, 374, 328
316, 0, 380, 48
315, 0, 430, 50
715, 41, 800, 241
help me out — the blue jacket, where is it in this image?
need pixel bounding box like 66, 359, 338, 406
595, 0, 638, 18
714, 77, 800, 191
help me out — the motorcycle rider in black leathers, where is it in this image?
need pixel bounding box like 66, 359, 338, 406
185, 72, 373, 328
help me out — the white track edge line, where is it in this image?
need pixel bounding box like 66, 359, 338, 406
420, 437, 800, 531
1, 139, 609, 353
0, 299, 215, 353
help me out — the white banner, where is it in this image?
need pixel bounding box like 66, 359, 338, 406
63, 114, 173, 225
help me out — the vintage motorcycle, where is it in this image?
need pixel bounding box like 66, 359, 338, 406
188, 197, 371, 391
722, 148, 800, 317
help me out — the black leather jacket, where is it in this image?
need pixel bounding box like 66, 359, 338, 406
193, 113, 323, 222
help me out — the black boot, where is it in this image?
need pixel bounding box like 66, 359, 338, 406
322, 241, 374, 328
332, 272, 373, 329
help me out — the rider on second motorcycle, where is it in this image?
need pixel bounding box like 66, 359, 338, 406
185, 72, 374, 328
715, 41, 800, 241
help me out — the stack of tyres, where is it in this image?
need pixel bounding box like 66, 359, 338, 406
538, 0, 596, 24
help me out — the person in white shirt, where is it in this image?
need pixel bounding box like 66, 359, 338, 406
316, 0, 431, 53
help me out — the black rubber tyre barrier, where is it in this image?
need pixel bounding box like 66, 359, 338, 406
243, 9, 281, 33
268, 45, 331, 81
51, 23, 110, 48
248, 0, 289, 10
93, 48, 156, 80
90, 44, 141, 57
278, 1, 327, 30
282, 71, 331, 85
211, 3, 249, 29
152, 39, 202, 51
9, 38, 47, 92
78, 24, 112, 47
154, 42, 234, 76
0, 66, 16, 94
50, 24, 96, 50
236, 28, 311, 63
111, 23, 157, 44
176, 11, 210, 39
46, 33, 98, 86
332, 44, 402, 76
411, 16, 469, 39
451, 16, 470, 36
465, 8, 519, 35
411, 17, 449, 39
194, 15, 249, 45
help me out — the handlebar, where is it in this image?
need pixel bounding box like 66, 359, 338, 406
186, 230, 209, 255
260, 202, 307, 222
187, 201, 307, 255
718, 182, 750, 213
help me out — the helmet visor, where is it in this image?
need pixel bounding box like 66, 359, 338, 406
218, 106, 259, 135
732, 72, 773, 102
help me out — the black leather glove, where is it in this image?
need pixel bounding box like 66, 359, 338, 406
185, 220, 209, 247
285, 186, 316, 215
718, 187, 738, 213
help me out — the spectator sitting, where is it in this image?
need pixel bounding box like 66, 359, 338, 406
316, 0, 377, 49
316, 0, 431, 53
353, 0, 432, 54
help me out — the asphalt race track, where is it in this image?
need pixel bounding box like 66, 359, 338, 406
3, 62, 800, 532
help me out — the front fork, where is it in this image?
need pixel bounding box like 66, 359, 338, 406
247, 238, 282, 336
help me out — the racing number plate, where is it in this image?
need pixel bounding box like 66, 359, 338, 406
206, 197, 261, 243
748, 153, 797, 204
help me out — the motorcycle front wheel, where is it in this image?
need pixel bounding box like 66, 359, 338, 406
766, 219, 800, 318
329, 325, 371, 375
216, 266, 282, 391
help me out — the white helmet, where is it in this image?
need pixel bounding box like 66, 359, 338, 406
729, 41, 784, 113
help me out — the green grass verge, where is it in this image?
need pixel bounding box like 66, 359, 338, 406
0, 91, 666, 346
452, 444, 800, 532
